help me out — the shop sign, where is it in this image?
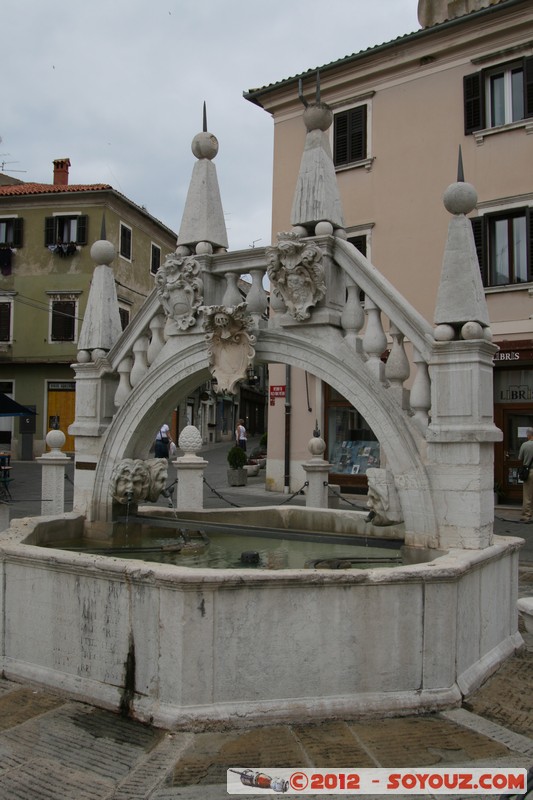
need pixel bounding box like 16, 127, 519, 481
269, 385, 286, 405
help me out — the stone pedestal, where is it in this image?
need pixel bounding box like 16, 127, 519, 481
36, 430, 71, 516
302, 430, 331, 509
175, 456, 208, 510
175, 425, 207, 511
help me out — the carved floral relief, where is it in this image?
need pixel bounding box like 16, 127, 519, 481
201, 303, 256, 395
155, 252, 204, 333
266, 232, 326, 321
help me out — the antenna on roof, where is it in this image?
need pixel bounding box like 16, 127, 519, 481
0, 157, 26, 174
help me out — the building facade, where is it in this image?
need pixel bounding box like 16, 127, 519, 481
0, 159, 177, 458
245, 0, 533, 502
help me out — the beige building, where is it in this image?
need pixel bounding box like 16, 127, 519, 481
245, 0, 533, 502
0, 159, 176, 457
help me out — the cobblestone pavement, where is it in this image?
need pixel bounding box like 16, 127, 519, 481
1, 449, 532, 798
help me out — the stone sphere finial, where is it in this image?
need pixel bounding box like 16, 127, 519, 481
303, 103, 333, 132
90, 239, 115, 266
191, 131, 219, 160
45, 428, 66, 455
308, 428, 327, 460
443, 181, 477, 215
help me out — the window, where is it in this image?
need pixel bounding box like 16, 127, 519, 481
0, 217, 23, 248
471, 208, 532, 287
44, 215, 87, 247
333, 105, 368, 167
120, 223, 132, 260
464, 56, 533, 134
150, 243, 161, 275
48, 294, 79, 342
0, 301, 12, 342
118, 305, 130, 330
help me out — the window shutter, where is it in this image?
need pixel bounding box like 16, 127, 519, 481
12, 218, 23, 248
464, 72, 485, 134
0, 303, 11, 342
51, 300, 76, 341
334, 106, 367, 166
470, 217, 487, 285
349, 105, 367, 162
334, 111, 349, 166
44, 217, 55, 247
348, 234, 367, 257
524, 55, 533, 119
76, 215, 88, 245
526, 208, 533, 281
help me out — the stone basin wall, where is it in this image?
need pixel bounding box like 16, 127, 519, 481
0, 511, 524, 730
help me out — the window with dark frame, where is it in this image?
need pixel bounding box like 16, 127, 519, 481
44, 215, 87, 246
120, 223, 132, 260
333, 105, 368, 167
0, 218, 23, 248
464, 55, 533, 134
50, 299, 76, 342
150, 243, 161, 275
0, 302, 11, 342
119, 306, 130, 331
471, 209, 532, 287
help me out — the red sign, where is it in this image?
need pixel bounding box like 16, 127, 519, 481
269, 385, 286, 399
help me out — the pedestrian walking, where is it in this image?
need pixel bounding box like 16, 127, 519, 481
518, 427, 533, 522
235, 419, 247, 451
154, 423, 173, 459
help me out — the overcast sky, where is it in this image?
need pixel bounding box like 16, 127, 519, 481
3, 0, 420, 251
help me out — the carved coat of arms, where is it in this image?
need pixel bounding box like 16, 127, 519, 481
155, 252, 203, 333
201, 303, 256, 395
266, 232, 326, 321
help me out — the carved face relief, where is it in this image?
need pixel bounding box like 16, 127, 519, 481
110, 458, 168, 504
266, 232, 326, 322
155, 252, 204, 333
201, 303, 256, 395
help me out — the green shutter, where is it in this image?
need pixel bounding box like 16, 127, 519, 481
12, 218, 23, 248
348, 106, 367, 162
334, 111, 349, 166
76, 215, 88, 245
0, 303, 10, 342
44, 217, 55, 247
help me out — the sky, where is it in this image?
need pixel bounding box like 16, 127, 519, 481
2, 0, 420, 251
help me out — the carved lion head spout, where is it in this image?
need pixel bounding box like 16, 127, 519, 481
366, 468, 404, 526
110, 458, 168, 505
200, 303, 256, 395
266, 232, 326, 322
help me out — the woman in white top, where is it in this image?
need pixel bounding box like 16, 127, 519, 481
235, 419, 247, 451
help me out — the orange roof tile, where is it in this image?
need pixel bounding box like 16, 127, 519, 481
0, 182, 112, 197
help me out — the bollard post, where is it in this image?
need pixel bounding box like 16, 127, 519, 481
36, 430, 71, 515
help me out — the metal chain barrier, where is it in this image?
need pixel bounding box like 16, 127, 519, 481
328, 485, 368, 511
203, 476, 241, 508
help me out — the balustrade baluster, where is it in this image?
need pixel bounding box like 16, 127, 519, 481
341, 279, 364, 347
410, 348, 431, 431
362, 298, 387, 382
386, 323, 410, 409
147, 314, 166, 364
115, 356, 133, 407
129, 335, 150, 387
246, 268, 268, 325
222, 272, 243, 307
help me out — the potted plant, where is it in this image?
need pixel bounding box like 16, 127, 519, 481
227, 445, 248, 486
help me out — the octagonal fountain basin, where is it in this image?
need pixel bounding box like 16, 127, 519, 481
0, 509, 523, 731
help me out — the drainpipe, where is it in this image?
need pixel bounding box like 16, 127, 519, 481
284, 365, 291, 493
